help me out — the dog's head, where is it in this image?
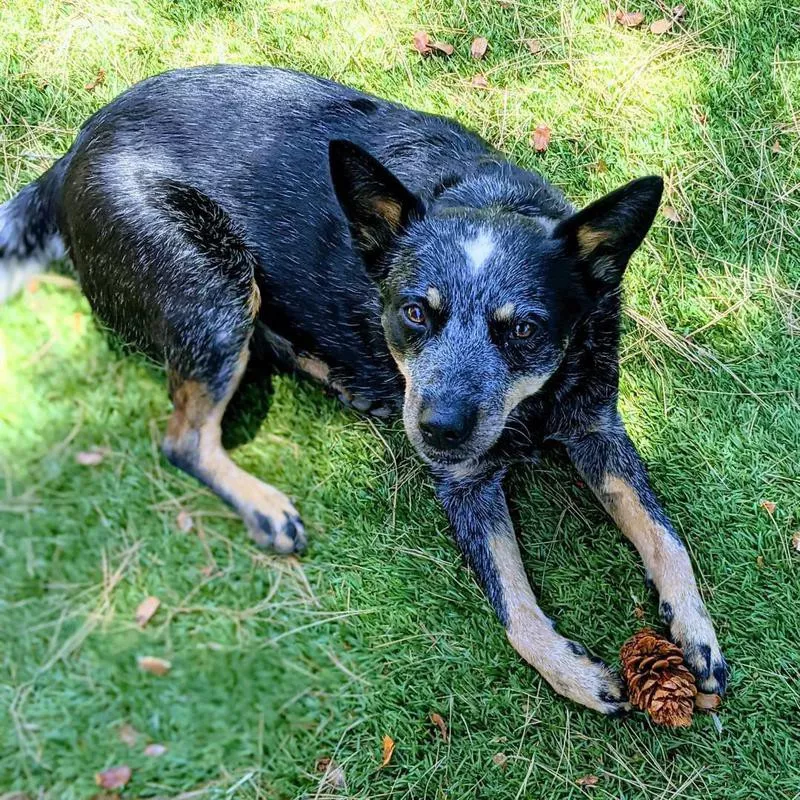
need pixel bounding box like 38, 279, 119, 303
329, 140, 662, 466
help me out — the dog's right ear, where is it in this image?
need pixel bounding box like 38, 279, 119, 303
329, 140, 423, 277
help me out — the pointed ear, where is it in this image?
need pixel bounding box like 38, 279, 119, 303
554, 176, 664, 291
329, 140, 423, 276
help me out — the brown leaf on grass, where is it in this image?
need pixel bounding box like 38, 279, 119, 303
756, 554, 765, 568
176, 509, 194, 532
615, 10, 645, 27
379, 735, 395, 768
576, 774, 600, 787
429, 712, 448, 742
413, 30, 431, 55
143, 743, 167, 757
759, 500, 777, 516
695, 692, 721, 710
649, 17, 674, 34
491, 752, 508, 768
470, 37, 489, 59
791, 531, 800, 552
117, 723, 139, 747
75, 449, 108, 466
430, 40, 455, 56
634, 605, 645, 619
771, 140, 782, 154
316, 757, 332, 772
85, 69, 106, 92
662, 205, 681, 223
524, 38, 542, 54
135, 596, 160, 628
137, 655, 171, 676
530, 124, 551, 153
95, 765, 131, 789
470, 74, 489, 88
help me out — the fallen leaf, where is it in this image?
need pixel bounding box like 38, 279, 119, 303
524, 38, 541, 53
380, 735, 395, 768
412, 30, 431, 55
672, 4, 687, 20
75, 449, 106, 466
85, 68, 106, 92
759, 500, 777, 516
430, 40, 455, 56
756, 555, 765, 568
792, 531, 800, 552
176, 510, 194, 532
135, 596, 160, 628
492, 752, 508, 768
649, 17, 673, 34
143, 743, 167, 757
695, 692, 721, 710
429, 712, 448, 742
316, 757, 332, 772
117, 723, 139, 747
634, 605, 645, 620
662, 205, 682, 223
530, 124, 551, 153
137, 655, 171, 676
95, 765, 131, 790
470, 74, 489, 88
615, 10, 645, 27
576, 774, 600, 788
470, 36, 489, 59
771, 140, 782, 154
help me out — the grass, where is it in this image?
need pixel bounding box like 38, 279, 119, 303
1, 0, 799, 797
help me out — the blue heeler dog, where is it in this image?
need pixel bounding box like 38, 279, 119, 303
0, 66, 727, 713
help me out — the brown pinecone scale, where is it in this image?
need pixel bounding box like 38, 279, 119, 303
620, 629, 697, 727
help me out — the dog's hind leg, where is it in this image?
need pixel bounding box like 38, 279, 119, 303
163, 349, 305, 554
155, 181, 305, 553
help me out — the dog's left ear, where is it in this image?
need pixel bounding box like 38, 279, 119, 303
554, 176, 664, 291
329, 140, 424, 276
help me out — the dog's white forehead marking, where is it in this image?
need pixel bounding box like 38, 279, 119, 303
462, 230, 494, 274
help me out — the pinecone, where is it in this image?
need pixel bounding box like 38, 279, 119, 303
620, 629, 697, 727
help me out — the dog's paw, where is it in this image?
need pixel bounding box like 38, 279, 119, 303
662, 601, 727, 694
541, 640, 631, 716
243, 487, 307, 554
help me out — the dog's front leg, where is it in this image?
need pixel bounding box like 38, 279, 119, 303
564, 420, 728, 695
436, 470, 628, 714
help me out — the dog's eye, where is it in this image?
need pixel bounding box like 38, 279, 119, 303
512, 321, 535, 340
403, 304, 426, 326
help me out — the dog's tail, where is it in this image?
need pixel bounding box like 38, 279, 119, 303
0, 159, 68, 304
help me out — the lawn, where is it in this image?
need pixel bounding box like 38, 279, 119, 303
1, 0, 799, 798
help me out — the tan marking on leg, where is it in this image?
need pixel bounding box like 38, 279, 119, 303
426, 286, 442, 309
597, 475, 723, 687
165, 347, 305, 553
488, 529, 626, 713
493, 301, 516, 322
246, 279, 261, 319
296, 355, 331, 384
599, 476, 696, 606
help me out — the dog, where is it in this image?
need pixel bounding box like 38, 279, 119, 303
0, 65, 727, 713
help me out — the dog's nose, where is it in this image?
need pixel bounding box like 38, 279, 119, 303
418, 403, 477, 450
